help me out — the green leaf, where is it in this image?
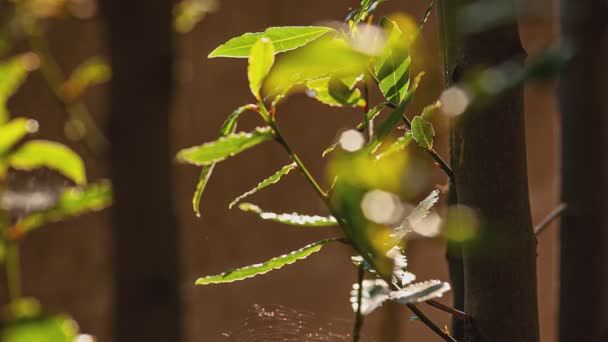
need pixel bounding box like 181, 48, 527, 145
2, 314, 78, 342
306, 77, 365, 107
63, 57, 111, 100
238, 203, 338, 227
195, 238, 336, 285
264, 38, 370, 96
389, 280, 451, 304
177, 127, 274, 166
209, 26, 335, 58
14, 180, 112, 235
0, 54, 34, 123
192, 105, 257, 216
0, 118, 39, 155
219, 104, 256, 136
229, 163, 296, 209
411, 116, 435, 149
374, 18, 411, 105
8, 140, 86, 185
248, 38, 275, 99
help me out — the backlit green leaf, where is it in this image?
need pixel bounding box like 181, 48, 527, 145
306, 77, 365, 107
8, 140, 86, 185
177, 127, 274, 166
411, 116, 435, 149
195, 238, 336, 285
192, 105, 257, 216
264, 38, 369, 96
13, 180, 112, 235
374, 18, 411, 105
248, 38, 275, 99
229, 163, 296, 209
209, 26, 335, 58
239, 203, 338, 227
0, 118, 39, 155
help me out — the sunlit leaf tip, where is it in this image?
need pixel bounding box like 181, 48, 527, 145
238, 203, 338, 227
229, 163, 296, 209
195, 239, 336, 285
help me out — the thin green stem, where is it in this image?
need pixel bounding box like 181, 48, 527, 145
353, 265, 365, 342
6, 242, 22, 301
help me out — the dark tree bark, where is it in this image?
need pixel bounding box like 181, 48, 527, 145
101, 1, 181, 341
558, 0, 608, 340
438, 1, 539, 341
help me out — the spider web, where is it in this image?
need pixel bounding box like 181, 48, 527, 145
222, 304, 376, 342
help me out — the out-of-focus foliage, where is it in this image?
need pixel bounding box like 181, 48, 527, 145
7, 140, 86, 185
12, 180, 112, 237
174, 0, 218, 33
1, 298, 80, 342
0, 8, 111, 338
62, 56, 110, 101
0, 54, 36, 124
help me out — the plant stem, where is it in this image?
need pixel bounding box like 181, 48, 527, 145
407, 303, 456, 342
353, 265, 365, 342
23, 17, 109, 155
6, 242, 22, 301
426, 299, 471, 321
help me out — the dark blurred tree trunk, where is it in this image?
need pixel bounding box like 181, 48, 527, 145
558, 0, 608, 341
101, 1, 181, 341
438, 1, 539, 341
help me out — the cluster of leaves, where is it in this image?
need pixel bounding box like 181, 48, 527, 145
177, 0, 451, 324
0, 54, 111, 341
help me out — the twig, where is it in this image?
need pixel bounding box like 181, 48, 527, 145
353, 265, 365, 342
407, 303, 457, 342
426, 299, 471, 321
534, 203, 567, 235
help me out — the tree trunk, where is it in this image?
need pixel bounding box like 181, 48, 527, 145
101, 1, 181, 341
437, 1, 540, 341
558, 0, 608, 340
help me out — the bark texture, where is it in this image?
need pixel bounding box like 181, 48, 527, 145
438, 1, 540, 341
558, 0, 608, 340
101, 0, 181, 341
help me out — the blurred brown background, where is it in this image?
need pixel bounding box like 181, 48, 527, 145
9, 0, 560, 340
